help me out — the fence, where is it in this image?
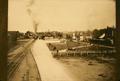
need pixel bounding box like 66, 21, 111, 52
51, 49, 116, 57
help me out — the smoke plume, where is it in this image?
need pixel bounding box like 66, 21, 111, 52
26, 0, 39, 33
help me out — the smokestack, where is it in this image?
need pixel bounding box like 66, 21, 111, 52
26, 0, 39, 34
33, 20, 39, 33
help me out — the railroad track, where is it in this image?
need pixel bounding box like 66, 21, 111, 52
7, 51, 27, 80
7, 40, 35, 80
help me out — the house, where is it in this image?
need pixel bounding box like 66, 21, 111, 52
90, 26, 115, 46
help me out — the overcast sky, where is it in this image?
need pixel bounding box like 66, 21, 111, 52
8, 0, 115, 32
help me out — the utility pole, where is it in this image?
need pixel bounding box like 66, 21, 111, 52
0, 0, 8, 81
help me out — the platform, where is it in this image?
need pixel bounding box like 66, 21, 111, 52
31, 40, 73, 81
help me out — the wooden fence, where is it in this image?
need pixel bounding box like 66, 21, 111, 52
51, 50, 116, 57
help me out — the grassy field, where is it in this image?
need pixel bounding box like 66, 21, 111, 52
47, 40, 116, 63
47, 41, 115, 54
47, 41, 88, 51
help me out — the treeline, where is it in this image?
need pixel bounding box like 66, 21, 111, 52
8, 31, 37, 50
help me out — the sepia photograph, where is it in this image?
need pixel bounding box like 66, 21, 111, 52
1, 0, 120, 81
